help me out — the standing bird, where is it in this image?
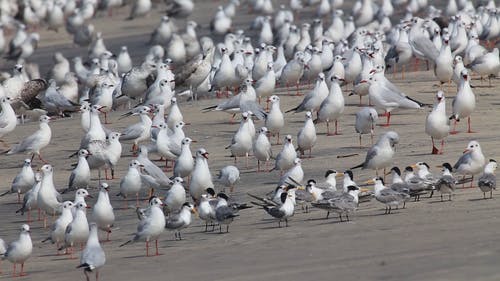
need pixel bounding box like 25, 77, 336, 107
120, 106, 152, 153
173, 138, 194, 179
355, 107, 378, 147
189, 148, 214, 201
59, 202, 90, 258
214, 193, 251, 233
435, 163, 455, 201
351, 131, 399, 176
216, 166, 240, 193
454, 140, 486, 188
478, 159, 497, 199
315, 75, 345, 136
77, 223, 106, 281
165, 202, 196, 240
425, 91, 449, 154
164, 177, 186, 214
450, 69, 476, 134
368, 177, 408, 214
0, 96, 18, 147
119, 197, 166, 256
41, 201, 74, 251
253, 127, 272, 172
296, 111, 317, 157
117, 160, 144, 207
265, 95, 284, 144
272, 135, 297, 172
7, 115, 52, 163
92, 183, 115, 241
2, 224, 32, 277
1, 159, 35, 203
257, 191, 295, 227
127, 0, 152, 20
66, 149, 91, 193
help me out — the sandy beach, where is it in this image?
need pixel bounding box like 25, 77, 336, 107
0, 1, 500, 280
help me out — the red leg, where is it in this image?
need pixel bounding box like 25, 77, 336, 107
431, 137, 439, 154
440, 139, 444, 154
20, 263, 26, 276
257, 160, 261, 172
155, 240, 159, 256
12, 263, 16, 277
467, 117, 475, 133
380, 112, 391, 127
38, 153, 48, 164
146, 241, 149, 257
449, 120, 459, 134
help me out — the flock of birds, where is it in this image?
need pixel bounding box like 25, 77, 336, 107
0, 0, 497, 280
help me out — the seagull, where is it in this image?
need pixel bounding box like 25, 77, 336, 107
450, 69, 476, 134
37, 164, 62, 220
296, 111, 317, 158
165, 202, 196, 240
453, 140, 486, 188
41, 201, 74, 251
265, 95, 284, 144
189, 148, 214, 201
166, 98, 183, 130
216, 165, 240, 193
253, 127, 272, 172
65, 149, 91, 193
255, 62, 276, 103
0, 159, 35, 203
467, 48, 500, 87
351, 131, 399, 176
280, 52, 308, 95
117, 46, 133, 75
164, 177, 186, 214
7, 115, 52, 164
197, 189, 217, 232
120, 197, 166, 257
286, 73, 328, 113
120, 106, 152, 153
117, 160, 144, 207
271, 135, 298, 172
435, 163, 455, 201
425, 91, 450, 154
203, 84, 266, 120
16, 173, 42, 222
136, 146, 172, 189
173, 138, 194, 179
226, 112, 253, 166
367, 177, 408, 214
278, 158, 304, 186
0, 96, 18, 147
2, 224, 32, 277
361, 76, 422, 126
92, 183, 115, 241
77, 223, 106, 281
478, 159, 497, 199
59, 202, 90, 258
315, 75, 345, 136
127, 0, 152, 20
355, 107, 378, 147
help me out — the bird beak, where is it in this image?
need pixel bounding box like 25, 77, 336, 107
385, 171, 392, 176
436, 165, 443, 168
410, 164, 418, 169
202, 152, 209, 159
335, 172, 344, 178
359, 80, 367, 83
296, 186, 305, 190
139, 164, 145, 167
87, 194, 94, 198
369, 69, 376, 74
191, 140, 198, 143
191, 207, 198, 215
97, 106, 107, 113
463, 149, 470, 154
151, 125, 158, 128
360, 188, 370, 193
364, 179, 375, 184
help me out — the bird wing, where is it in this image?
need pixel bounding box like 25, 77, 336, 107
412, 36, 439, 61
478, 173, 496, 189
264, 206, 285, 218
120, 123, 144, 140
240, 101, 266, 120
453, 153, 472, 170
81, 245, 105, 268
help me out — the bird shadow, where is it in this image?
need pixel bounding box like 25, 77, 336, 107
468, 198, 494, 202
426, 200, 452, 204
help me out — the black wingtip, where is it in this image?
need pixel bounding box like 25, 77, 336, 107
350, 163, 363, 170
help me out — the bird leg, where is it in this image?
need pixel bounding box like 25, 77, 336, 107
38, 153, 49, 164
295, 83, 302, 96
146, 241, 149, 257
449, 120, 459, 134
491, 190, 493, 199
346, 214, 350, 221
359, 134, 362, 148
467, 117, 475, 133
257, 160, 261, 172
431, 137, 441, 154
339, 214, 343, 222
12, 263, 16, 277
103, 112, 110, 124
226, 225, 229, 233
402, 65, 406, 80
470, 176, 474, 188
156, 240, 160, 255
379, 112, 391, 127
95, 270, 99, 281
